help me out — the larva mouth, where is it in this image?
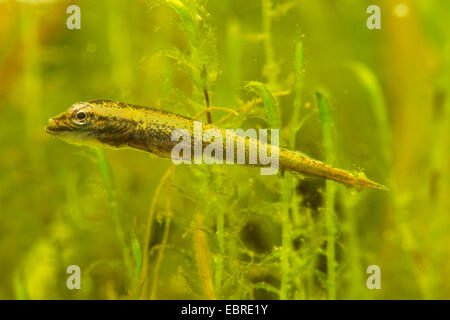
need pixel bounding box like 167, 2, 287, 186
45, 114, 73, 135
45, 118, 59, 135
45, 126, 55, 135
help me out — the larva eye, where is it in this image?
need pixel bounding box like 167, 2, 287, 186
73, 110, 88, 125
77, 111, 86, 120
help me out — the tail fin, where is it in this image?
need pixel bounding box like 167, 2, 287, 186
279, 148, 388, 190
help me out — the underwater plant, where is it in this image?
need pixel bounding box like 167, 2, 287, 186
2, 0, 448, 301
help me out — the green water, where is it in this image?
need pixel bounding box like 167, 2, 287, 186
0, 0, 449, 299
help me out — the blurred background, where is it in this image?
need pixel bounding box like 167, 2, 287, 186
0, 0, 448, 299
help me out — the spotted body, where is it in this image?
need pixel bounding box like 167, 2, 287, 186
45, 100, 387, 190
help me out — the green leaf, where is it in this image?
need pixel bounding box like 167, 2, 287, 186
245, 81, 280, 129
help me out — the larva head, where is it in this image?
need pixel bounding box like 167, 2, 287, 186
45, 101, 133, 149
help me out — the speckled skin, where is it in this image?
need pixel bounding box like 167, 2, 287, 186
45, 100, 387, 190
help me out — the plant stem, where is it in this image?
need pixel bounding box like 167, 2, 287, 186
139, 165, 174, 299
262, 0, 279, 89
280, 175, 293, 300
95, 149, 132, 274
194, 212, 216, 299
214, 205, 224, 298
316, 92, 337, 300
150, 215, 172, 299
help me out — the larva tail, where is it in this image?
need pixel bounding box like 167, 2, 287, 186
279, 148, 388, 190
350, 175, 389, 191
